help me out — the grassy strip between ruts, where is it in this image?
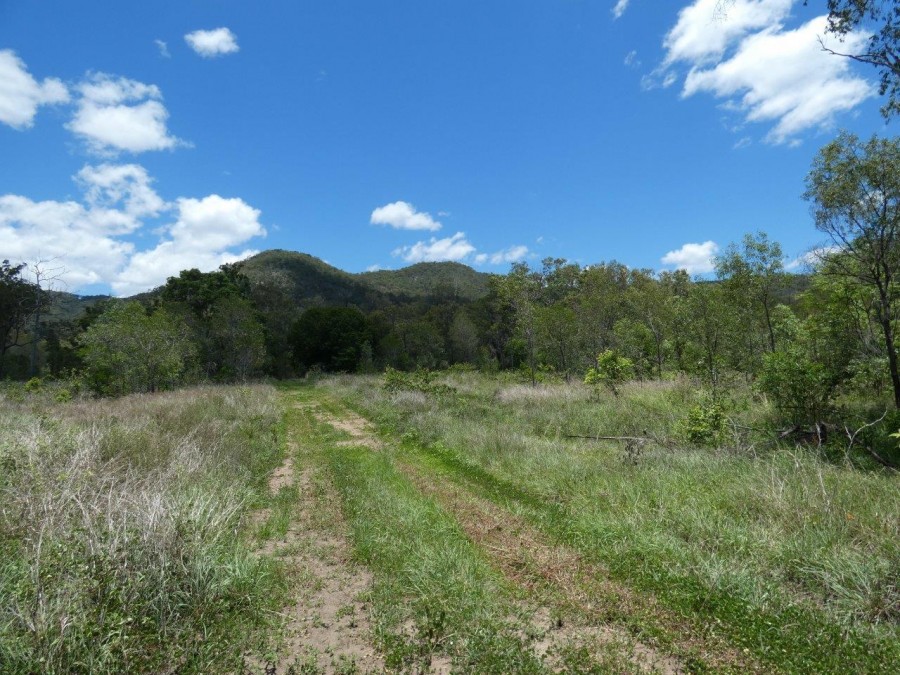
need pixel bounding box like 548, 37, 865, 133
282, 383, 553, 673
321, 373, 900, 674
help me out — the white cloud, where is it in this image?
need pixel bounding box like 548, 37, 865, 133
612, 0, 632, 20
785, 245, 840, 271
0, 194, 135, 288
624, 50, 641, 68
366, 264, 383, 272
474, 245, 530, 266
371, 200, 442, 231
155, 40, 170, 58
392, 232, 475, 263
76, 163, 167, 231
661, 240, 719, 274
0, 50, 69, 129
654, 1, 874, 143
664, 0, 792, 66
683, 16, 873, 143
1, 165, 265, 295
185, 28, 240, 58
112, 195, 264, 295
67, 73, 184, 154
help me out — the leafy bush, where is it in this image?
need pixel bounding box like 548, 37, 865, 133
584, 350, 634, 397
23, 377, 42, 393
757, 345, 834, 426
677, 395, 727, 446
383, 367, 456, 396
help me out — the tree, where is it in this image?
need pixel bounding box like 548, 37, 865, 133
812, 0, 900, 118
0, 261, 37, 378
81, 302, 196, 396
716, 231, 786, 356
716, 2, 900, 117
805, 132, 900, 406
494, 263, 542, 385
289, 306, 372, 372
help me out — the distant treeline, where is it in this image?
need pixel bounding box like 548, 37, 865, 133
3, 134, 900, 435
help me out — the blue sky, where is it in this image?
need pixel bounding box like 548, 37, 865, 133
0, 0, 891, 295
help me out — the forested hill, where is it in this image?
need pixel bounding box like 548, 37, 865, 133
359, 261, 491, 301
239, 249, 492, 307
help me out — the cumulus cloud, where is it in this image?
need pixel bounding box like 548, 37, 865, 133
392, 232, 476, 263
661, 240, 719, 274
683, 16, 873, 143
67, 74, 185, 154
185, 28, 240, 58
785, 245, 840, 271
1, 165, 265, 295
371, 200, 442, 231
612, 0, 632, 20
474, 245, 530, 266
664, 0, 792, 66
114, 195, 264, 295
0, 194, 136, 288
76, 163, 167, 231
155, 40, 170, 58
0, 50, 69, 129
654, 0, 873, 143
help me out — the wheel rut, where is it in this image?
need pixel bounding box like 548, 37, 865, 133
310, 397, 762, 673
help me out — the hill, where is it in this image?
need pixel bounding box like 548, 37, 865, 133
239, 250, 389, 309
239, 250, 493, 308
358, 261, 491, 301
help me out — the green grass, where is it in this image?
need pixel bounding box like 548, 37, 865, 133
0, 384, 287, 674
320, 372, 900, 674
281, 383, 548, 673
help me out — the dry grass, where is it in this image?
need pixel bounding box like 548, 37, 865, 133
0, 385, 283, 673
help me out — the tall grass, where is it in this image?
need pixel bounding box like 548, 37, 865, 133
0, 385, 283, 673
322, 372, 900, 672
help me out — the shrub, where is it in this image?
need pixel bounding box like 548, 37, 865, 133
584, 350, 634, 397
677, 395, 727, 446
757, 345, 833, 427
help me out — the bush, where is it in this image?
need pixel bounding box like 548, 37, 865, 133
584, 350, 634, 397
677, 395, 728, 446
757, 346, 834, 427
383, 367, 456, 396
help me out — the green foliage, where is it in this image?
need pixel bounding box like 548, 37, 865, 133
23, 376, 42, 393
360, 261, 491, 301
805, 132, 900, 408
816, 0, 900, 118
584, 349, 634, 397
80, 302, 196, 396
382, 367, 455, 396
758, 345, 834, 426
677, 395, 727, 446
290, 306, 372, 373
0, 260, 42, 379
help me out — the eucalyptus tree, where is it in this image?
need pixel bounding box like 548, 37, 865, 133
805, 132, 900, 406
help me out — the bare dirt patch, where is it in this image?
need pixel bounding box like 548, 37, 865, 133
247, 404, 385, 674
312, 406, 383, 450
268, 451, 295, 494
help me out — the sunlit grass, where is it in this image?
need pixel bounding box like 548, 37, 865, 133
0, 385, 285, 673
321, 371, 900, 672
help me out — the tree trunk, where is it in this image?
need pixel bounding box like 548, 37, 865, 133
875, 280, 900, 407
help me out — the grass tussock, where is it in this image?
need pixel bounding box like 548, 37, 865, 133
321, 371, 900, 673
0, 385, 283, 674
